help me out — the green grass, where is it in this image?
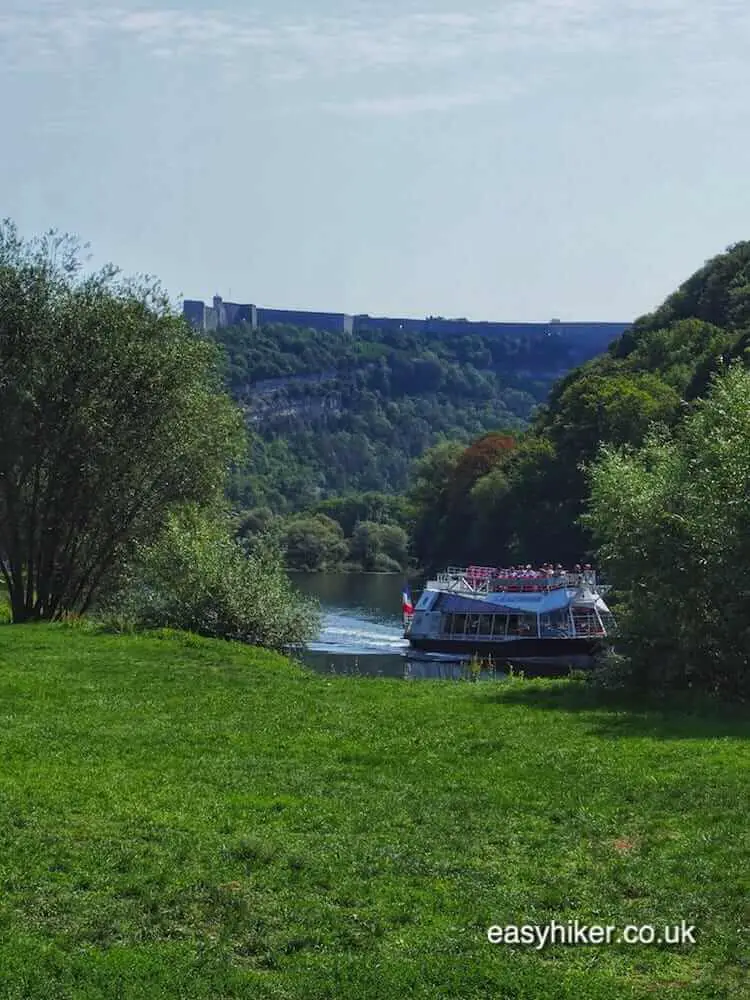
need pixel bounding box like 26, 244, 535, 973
0, 624, 747, 999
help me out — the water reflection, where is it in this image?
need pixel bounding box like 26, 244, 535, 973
291, 572, 507, 681
298, 649, 507, 682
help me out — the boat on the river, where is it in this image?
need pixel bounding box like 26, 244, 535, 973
403, 565, 615, 676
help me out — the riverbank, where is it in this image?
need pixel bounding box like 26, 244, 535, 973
0, 624, 747, 998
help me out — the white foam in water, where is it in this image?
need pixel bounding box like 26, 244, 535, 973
309, 611, 409, 654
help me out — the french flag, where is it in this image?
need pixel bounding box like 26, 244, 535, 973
402, 583, 414, 616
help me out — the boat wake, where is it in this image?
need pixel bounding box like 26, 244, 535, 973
308, 612, 408, 655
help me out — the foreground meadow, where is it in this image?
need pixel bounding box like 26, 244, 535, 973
0, 625, 747, 999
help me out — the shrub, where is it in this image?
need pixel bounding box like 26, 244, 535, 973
279, 515, 348, 572
108, 506, 320, 651
585, 363, 750, 698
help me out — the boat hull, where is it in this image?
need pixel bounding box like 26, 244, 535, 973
407, 635, 602, 674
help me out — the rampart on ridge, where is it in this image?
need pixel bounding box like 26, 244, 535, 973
183, 294, 630, 346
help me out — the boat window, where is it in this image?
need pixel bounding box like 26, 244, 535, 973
440, 614, 453, 635
491, 615, 508, 637
453, 614, 467, 635
467, 615, 481, 634
508, 614, 537, 636
417, 590, 439, 611
478, 615, 492, 636
572, 610, 605, 636
540, 610, 569, 636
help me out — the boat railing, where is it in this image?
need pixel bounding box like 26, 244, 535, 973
435, 567, 597, 593
570, 608, 607, 637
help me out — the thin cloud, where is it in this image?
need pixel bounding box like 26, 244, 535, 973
1, 1, 749, 110
325, 88, 513, 117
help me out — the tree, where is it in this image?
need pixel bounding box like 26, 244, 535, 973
409, 442, 464, 571
446, 432, 516, 502
113, 505, 320, 651
584, 363, 750, 697
280, 515, 348, 571
502, 371, 681, 564
314, 492, 413, 536
349, 520, 409, 572
548, 371, 680, 458
0, 221, 244, 622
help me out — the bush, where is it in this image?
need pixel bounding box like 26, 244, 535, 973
108, 506, 320, 651
279, 514, 348, 572
349, 521, 410, 572
584, 363, 750, 698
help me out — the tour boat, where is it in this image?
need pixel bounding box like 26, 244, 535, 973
403, 565, 614, 675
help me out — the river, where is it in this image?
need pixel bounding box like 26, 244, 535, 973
291, 572, 502, 681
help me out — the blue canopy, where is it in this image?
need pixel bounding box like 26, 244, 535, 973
437, 589, 575, 615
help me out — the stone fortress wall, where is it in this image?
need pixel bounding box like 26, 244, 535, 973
183, 295, 630, 345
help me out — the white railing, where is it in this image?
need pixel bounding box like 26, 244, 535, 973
434, 567, 597, 594
570, 609, 607, 637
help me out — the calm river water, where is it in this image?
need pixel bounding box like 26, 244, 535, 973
291, 572, 501, 681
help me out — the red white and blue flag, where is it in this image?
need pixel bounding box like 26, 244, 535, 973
402, 584, 414, 616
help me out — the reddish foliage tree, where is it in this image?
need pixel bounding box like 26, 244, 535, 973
448, 433, 516, 499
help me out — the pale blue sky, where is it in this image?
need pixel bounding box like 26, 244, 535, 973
2, 0, 749, 321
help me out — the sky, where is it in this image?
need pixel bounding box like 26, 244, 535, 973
2, 0, 749, 322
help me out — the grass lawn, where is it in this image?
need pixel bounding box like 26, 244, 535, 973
0, 624, 747, 999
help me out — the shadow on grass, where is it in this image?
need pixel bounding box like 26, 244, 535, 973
485, 680, 750, 741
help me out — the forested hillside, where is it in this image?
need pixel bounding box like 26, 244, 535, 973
411, 242, 750, 572
211, 320, 614, 514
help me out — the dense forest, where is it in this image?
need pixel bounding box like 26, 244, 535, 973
209, 318, 616, 570
210, 242, 750, 583
410, 242, 750, 572
212, 321, 609, 509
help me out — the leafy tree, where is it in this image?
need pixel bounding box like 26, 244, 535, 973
446, 433, 515, 502
112, 505, 319, 650
584, 363, 750, 697
548, 372, 680, 457
374, 523, 410, 567
479, 371, 681, 566
0, 222, 244, 622
348, 521, 408, 573
618, 318, 731, 393
460, 433, 579, 566
235, 506, 276, 540
280, 514, 348, 572
314, 492, 413, 536
409, 442, 465, 571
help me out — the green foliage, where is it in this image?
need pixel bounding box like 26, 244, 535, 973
278, 514, 348, 572
414, 242, 750, 571
0, 220, 244, 623
348, 521, 410, 572
616, 319, 730, 393
549, 371, 681, 455
409, 434, 523, 571
584, 363, 750, 697
314, 492, 413, 537
110, 505, 320, 651
213, 320, 577, 511
234, 493, 414, 573
409, 441, 466, 570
